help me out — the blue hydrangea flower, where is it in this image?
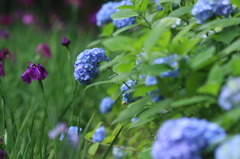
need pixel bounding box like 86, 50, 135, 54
112, 0, 136, 28
215, 135, 240, 159
218, 77, 240, 110
112, 147, 127, 159
148, 89, 163, 103
59, 126, 82, 147
120, 80, 138, 104
92, 126, 106, 142
96, 1, 119, 26
145, 54, 179, 86
100, 97, 115, 114
74, 48, 109, 85
192, 0, 233, 24
131, 117, 138, 123
151, 118, 226, 159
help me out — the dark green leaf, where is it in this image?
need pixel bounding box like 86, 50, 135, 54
111, 9, 138, 20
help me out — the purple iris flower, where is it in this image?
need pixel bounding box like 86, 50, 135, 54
21, 62, 48, 84
0, 149, 5, 159
35, 43, 52, 58
61, 36, 70, 47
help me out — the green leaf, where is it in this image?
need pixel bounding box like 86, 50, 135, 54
219, 39, 240, 58
113, 61, 135, 73
144, 24, 168, 53
88, 143, 99, 156
198, 64, 224, 96
199, 18, 240, 31
189, 47, 215, 70
117, 5, 137, 11
112, 23, 140, 37
103, 36, 135, 51
230, 0, 240, 7
171, 96, 214, 108
101, 23, 114, 37
101, 126, 124, 159
171, 37, 200, 55
169, 5, 193, 17
139, 0, 149, 13
213, 26, 239, 44
139, 148, 152, 159
111, 9, 138, 20
113, 96, 151, 124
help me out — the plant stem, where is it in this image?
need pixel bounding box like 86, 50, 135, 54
66, 46, 74, 91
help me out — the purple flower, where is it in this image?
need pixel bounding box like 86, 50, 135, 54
151, 118, 226, 159
61, 36, 70, 47
35, 43, 52, 58
0, 49, 10, 77
21, 62, 48, 84
0, 30, 9, 39
48, 123, 67, 139
22, 13, 36, 25
0, 149, 5, 159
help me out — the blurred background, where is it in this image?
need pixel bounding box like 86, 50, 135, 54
0, 0, 104, 29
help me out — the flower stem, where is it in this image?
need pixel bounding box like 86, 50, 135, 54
66, 46, 74, 91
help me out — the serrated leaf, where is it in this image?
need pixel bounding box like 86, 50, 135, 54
101, 23, 114, 37
111, 9, 138, 20
139, 0, 149, 13
117, 5, 137, 11
88, 143, 99, 156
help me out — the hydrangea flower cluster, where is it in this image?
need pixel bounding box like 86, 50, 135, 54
96, 1, 118, 26
100, 96, 115, 114
151, 118, 226, 159
215, 135, 240, 159
120, 80, 138, 104
145, 54, 179, 86
112, 147, 127, 159
191, 0, 233, 24
92, 126, 106, 142
74, 48, 109, 85
218, 77, 240, 110
96, 0, 136, 28
60, 126, 82, 147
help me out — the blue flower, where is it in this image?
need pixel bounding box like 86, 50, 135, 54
60, 126, 82, 147
131, 117, 138, 123
154, 0, 179, 10
112, 147, 127, 159
92, 126, 106, 142
96, 1, 119, 26
192, 0, 233, 24
145, 54, 179, 86
151, 118, 226, 159
215, 135, 240, 159
218, 77, 240, 110
112, 0, 136, 28
100, 97, 115, 114
120, 80, 138, 104
148, 89, 163, 103
74, 48, 109, 85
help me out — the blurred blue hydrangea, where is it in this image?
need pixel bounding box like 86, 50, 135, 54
215, 135, 240, 159
92, 126, 106, 142
60, 126, 82, 147
145, 54, 179, 86
218, 77, 240, 110
100, 97, 115, 114
120, 80, 138, 104
148, 89, 163, 103
74, 48, 109, 85
192, 0, 233, 24
96, 1, 119, 26
131, 117, 138, 123
112, 0, 136, 28
112, 147, 127, 159
151, 118, 226, 159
